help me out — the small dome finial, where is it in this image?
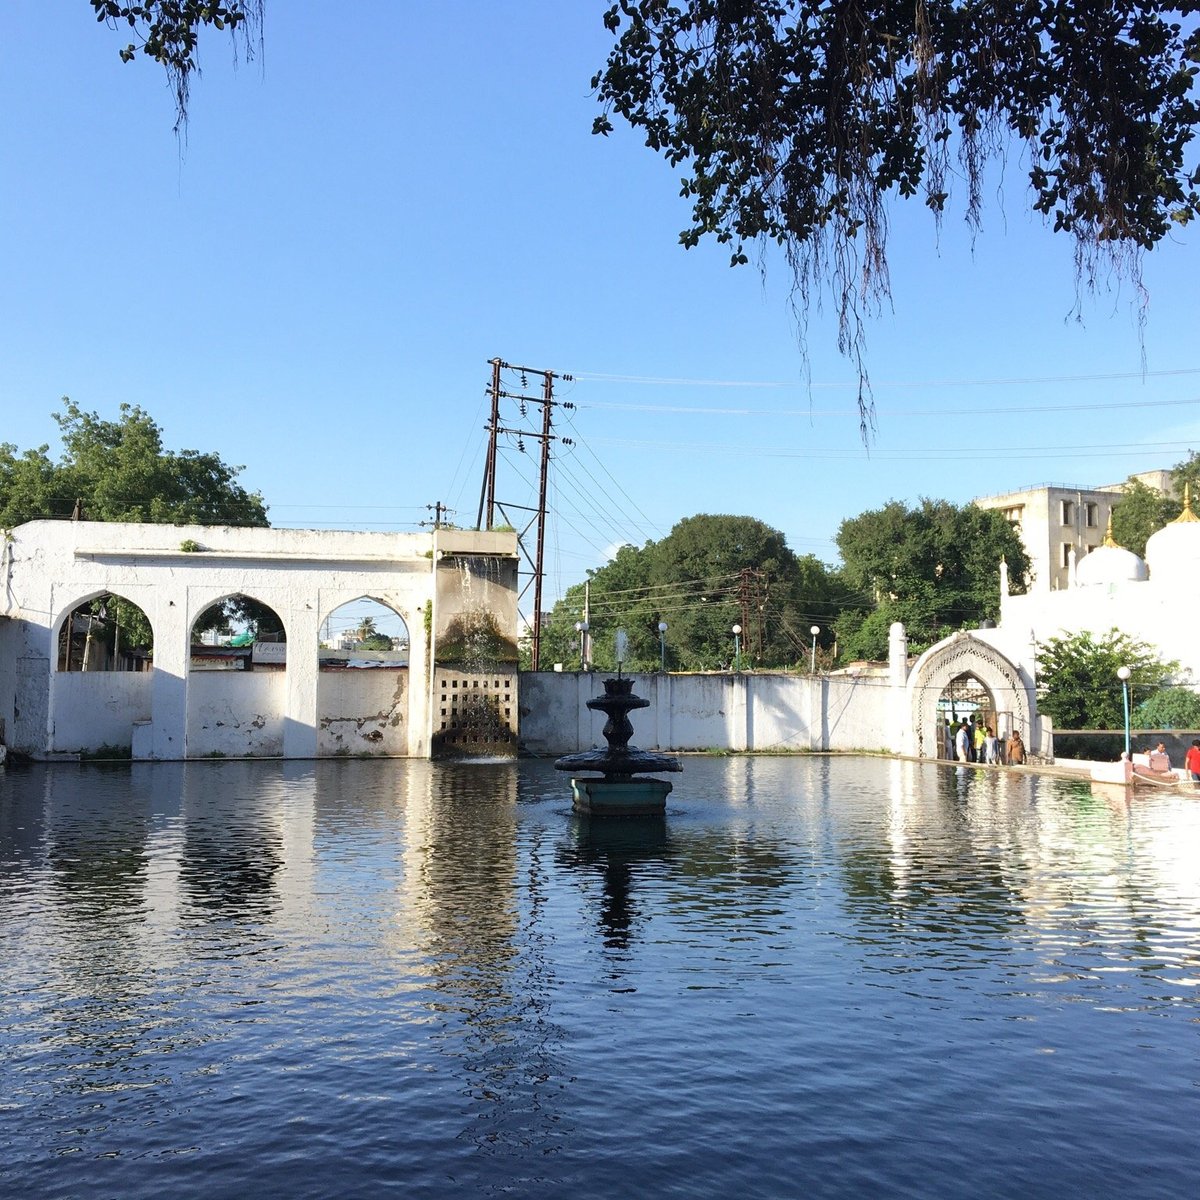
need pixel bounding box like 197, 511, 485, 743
1174, 481, 1199, 524
1103, 511, 1118, 548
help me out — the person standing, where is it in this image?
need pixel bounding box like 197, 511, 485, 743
1186, 739, 1200, 787
984, 726, 999, 765
1006, 729, 1026, 765
955, 721, 971, 763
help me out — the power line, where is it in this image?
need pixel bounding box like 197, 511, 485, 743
579, 436, 1191, 462
571, 366, 1200, 391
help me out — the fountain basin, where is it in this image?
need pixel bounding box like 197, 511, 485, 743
568, 774, 674, 817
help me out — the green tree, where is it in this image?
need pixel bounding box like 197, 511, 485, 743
1172, 449, 1200, 506
1111, 477, 1180, 557
835, 499, 1030, 658
0, 400, 268, 529
1036, 628, 1178, 731
1132, 687, 1200, 730
536, 515, 839, 671
595, 2, 1200, 424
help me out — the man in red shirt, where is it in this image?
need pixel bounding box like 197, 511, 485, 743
1186, 739, 1200, 788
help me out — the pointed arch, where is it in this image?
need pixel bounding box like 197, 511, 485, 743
317, 595, 411, 666
906, 633, 1034, 759
53, 589, 155, 673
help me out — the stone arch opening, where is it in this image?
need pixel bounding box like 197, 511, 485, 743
318, 597, 410, 669
48, 589, 156, 757
907, 633, 1033, 761
317, 596, 411, 756
189, 594, 287, 674
55, 590, 154, 673
186, 594, 288, 758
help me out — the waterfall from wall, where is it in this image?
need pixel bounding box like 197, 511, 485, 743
431, 553, 520, 760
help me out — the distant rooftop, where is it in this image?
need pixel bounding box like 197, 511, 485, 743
974, 469, 1171, 503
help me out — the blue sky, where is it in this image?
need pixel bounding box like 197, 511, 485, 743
3, 2, 1198, 617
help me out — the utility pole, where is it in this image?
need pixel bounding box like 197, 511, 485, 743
422, 501, 450, 530
734, 567, 767, 664
475, 358, 575, 671
477, 358, 502, 530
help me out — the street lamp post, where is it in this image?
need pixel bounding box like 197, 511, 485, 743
732, 624, 742, 672
809, 625, 820, 674
574, 620, 589, 671
1117, 665, 1132, 757
658, 621, 668, 673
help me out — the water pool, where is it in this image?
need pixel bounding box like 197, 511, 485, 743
1, 756, 1198, 1199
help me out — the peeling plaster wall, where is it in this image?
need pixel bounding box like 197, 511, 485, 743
50, 672, 152, 754
519, 672, 893, 755
187, 670, 286, 757
317, 669, 408, 756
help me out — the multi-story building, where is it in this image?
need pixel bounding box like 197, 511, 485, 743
974, 470, 1171, 592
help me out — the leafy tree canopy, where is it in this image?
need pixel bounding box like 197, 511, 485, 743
96, 4, 1200, 432
1036, 628, 1179, 730
834, 498, 1030, 658
1111, 449, 1200, 554
0, 400, 269, 529
1111, 477, 1179, 557
535, 514, 842, 671
594, 2, 1200, 427
1170, 447, 1200, 504
1132, 685, 1200, 729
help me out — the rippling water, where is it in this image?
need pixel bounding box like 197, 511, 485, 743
1, 757, 1198, 1199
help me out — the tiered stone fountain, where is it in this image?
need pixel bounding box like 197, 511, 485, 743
555, 637, 680, 816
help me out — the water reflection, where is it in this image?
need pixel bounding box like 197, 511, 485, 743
395, 762, 574, 1166
2, 757, 1200, 1199
179, 764, 283, 924
558, 815, 670, 950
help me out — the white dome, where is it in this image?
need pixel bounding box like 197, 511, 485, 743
1145, 490, 1200, 585
1076, 542, 1147, 586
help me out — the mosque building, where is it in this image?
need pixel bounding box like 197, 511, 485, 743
978, 486, 1200, 692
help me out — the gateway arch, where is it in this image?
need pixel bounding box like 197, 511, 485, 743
905, 631, 1036, 760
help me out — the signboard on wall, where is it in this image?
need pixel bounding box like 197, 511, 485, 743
253, 642, 287, 665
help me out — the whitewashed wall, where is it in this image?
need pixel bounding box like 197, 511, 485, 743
317, 669, 408, 755
0, 521, 519, 760
48, 672, 152, 754
519, 672, 894, 756
186, 670, 286, 757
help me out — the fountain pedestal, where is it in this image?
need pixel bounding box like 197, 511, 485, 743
554, 676, 681, 816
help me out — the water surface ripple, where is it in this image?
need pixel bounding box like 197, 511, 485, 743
1, 757, 1198, 1198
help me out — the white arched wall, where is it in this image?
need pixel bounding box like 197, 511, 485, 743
905, 632, 1035, 759
4, 521, 517, 760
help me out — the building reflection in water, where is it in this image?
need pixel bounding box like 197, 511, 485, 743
179, 762, 284, 924
390, 761, 574, 1165
20, 765, 167, 1111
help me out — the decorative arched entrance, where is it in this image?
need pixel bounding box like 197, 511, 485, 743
906, 633, 1035, 759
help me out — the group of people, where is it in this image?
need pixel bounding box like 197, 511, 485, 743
944, 716, 1025, 766
1140, 741, 1200, 788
